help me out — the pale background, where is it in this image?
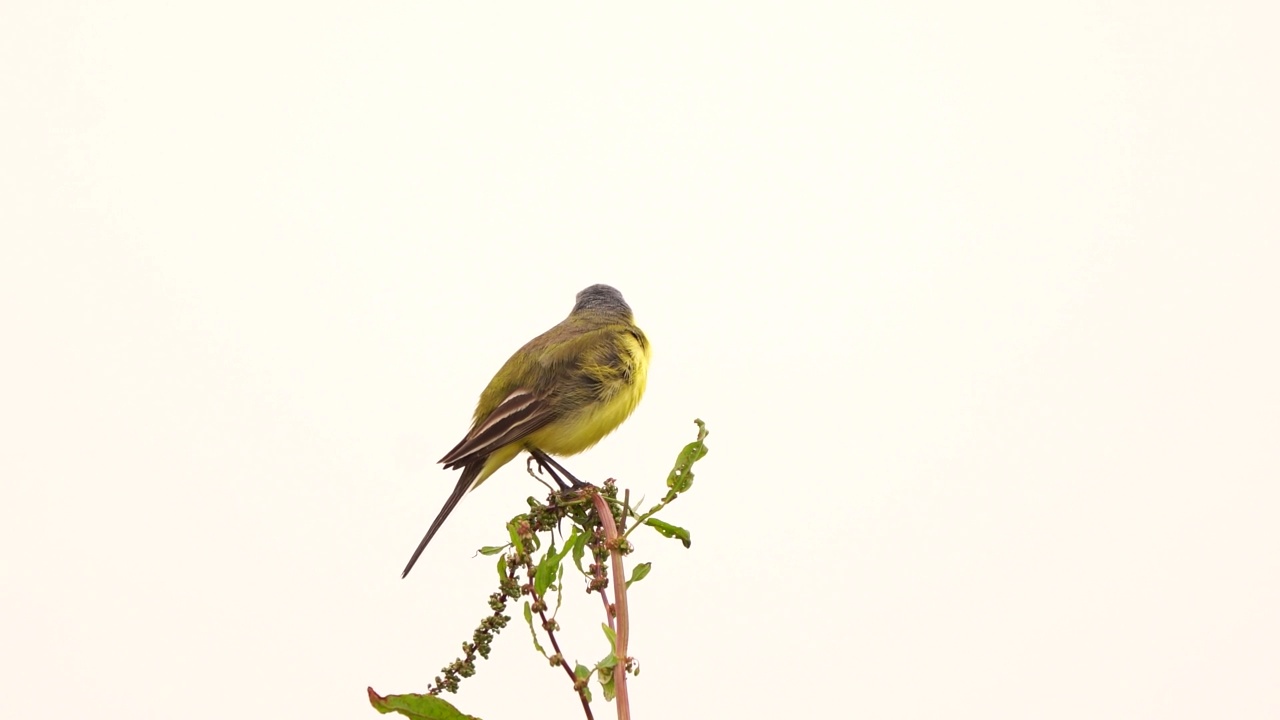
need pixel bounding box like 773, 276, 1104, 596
2, 3, 1277, 719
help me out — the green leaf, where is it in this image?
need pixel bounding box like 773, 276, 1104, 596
625, 561, 652, 588
596, 657, 617, 702
368, 687, 479, 719
644, 518, 691, 548
554, 563, 565, 617
477, 545, 507, 556
666, 420, 709, 492
666, 443, 706, 492
596, 623, 623, 702
574, 664, 594, 703
496, 554, 507, 584
523, 602, 547, 657
552, 533, 576, 566
571, 528, 589, 575
534, 544, 558, 597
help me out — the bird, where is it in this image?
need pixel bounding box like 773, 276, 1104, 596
402, 284, 650, 577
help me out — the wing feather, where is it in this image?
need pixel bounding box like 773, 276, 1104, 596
438, 324, 629, 469
438, 388, 556, 469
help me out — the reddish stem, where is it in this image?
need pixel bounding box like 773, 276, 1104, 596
590, 491, 630, 720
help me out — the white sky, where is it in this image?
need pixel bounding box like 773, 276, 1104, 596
3, 3, 1277, 719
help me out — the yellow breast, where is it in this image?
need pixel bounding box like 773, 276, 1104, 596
528, 329, 650, 456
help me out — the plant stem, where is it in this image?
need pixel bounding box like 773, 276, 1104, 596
535, 602, 594, 720
590, 491, 630, 720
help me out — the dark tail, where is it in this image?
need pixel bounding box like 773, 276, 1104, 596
402, 463, 481, 578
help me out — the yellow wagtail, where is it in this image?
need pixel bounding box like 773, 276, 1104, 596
402, 284, 649, 577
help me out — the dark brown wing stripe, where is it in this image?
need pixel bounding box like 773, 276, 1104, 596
463, 403, 555, 463
439, 389, 553, 468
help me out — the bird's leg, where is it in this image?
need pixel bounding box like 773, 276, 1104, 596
528, 448, 572, 491
529, 448, 587, 489
524, 455, 558, 492
538, 450, 588, 488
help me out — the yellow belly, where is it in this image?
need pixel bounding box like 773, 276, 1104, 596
531, 331, 649, 455
472, 330, 650, 489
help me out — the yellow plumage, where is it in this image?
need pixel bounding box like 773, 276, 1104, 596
511, 327, 650, 466
402, 285, 649, 577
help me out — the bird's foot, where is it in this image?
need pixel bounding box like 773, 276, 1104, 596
528, 448, 588, 491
